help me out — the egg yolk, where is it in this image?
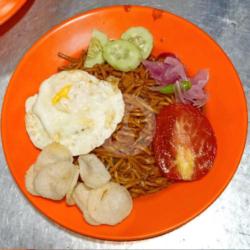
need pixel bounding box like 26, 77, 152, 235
52, 85, 72, 105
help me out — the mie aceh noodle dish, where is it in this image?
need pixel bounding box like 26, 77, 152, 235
24, 27, 217, 226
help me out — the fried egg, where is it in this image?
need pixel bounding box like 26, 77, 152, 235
25, 70, 125, 155
25, 95, 52, 148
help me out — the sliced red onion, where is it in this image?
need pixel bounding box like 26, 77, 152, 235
142, 60, 166, 83
174, 81, 188, 104
156, 52, 177, 61
143, 56, 209, 107
163, 57, 188, 83
190, 69, 209, 88
143, 56, 188, 86
183, 69, 209, 107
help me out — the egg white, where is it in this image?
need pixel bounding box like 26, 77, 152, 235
25, 70, 124, 155
25, 95, 53, 148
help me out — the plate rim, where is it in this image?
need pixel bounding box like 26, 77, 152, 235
1, 4, 248, 241
0, 0, 27, 25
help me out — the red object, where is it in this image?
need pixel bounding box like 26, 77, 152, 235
0, 0, 27, 25
154, 104, 217, 181
156, 52, 177, 60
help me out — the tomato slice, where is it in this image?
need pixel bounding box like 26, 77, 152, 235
153, 103, 217, 181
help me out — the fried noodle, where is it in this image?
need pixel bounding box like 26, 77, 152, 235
58, 51, 175, 197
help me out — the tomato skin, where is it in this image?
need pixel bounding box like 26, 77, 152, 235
153, 103, 217, 181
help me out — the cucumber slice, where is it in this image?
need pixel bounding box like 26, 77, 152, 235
92, 29, 109, 47
121, 27, 153, 59
84, 29, 108, 68
103, 40, 142, 72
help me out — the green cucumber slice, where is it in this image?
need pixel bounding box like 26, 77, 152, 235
84, 29, 108, 68
103, 40, 142, 72
121, 26, 153, 59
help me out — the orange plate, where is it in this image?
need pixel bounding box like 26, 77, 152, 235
1, 5, 248, 241
0, 0, 26, 25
